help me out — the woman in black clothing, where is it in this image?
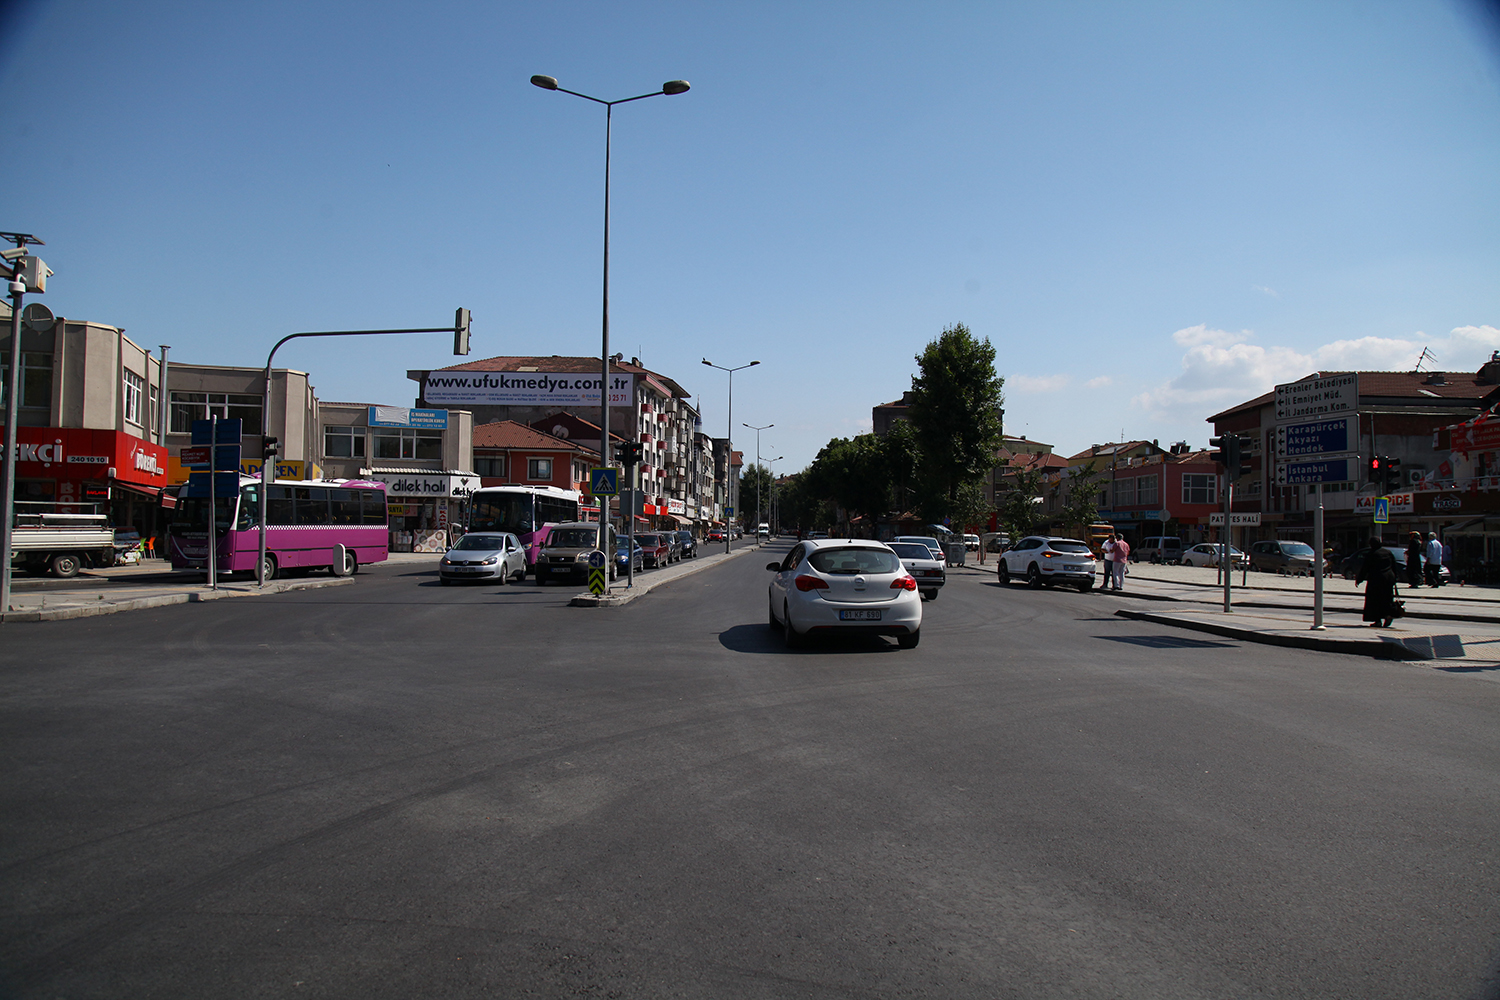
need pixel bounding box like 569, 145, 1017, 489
1357, 535, 1400, 628
1405, 530, 1424, 588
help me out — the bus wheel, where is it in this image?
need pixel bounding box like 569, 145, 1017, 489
259, 554, 279, 582
50, 553, 81, 578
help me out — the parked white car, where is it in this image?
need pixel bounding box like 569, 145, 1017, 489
962, 533, 981, 551
996, 535, 1097, 592
887, 541, 946, 601
1181, 543, 1248, 569
438, 532, 527, 585
767, 539, 922, 649
894, 535, 945, 560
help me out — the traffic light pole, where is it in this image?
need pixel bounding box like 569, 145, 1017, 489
256, 316, 471, 587
1312, 484, 1326, 630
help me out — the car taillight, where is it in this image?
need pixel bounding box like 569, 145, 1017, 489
794, 574, 829, 592
890, 576, 917, 591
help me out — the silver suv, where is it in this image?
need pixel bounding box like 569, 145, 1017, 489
535, 522, 616, 585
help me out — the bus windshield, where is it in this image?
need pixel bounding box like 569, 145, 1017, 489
169, 496, 237, 535
470, 493, 536, 534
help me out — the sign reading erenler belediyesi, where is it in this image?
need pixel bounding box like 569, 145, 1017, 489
1274, 373, 1358, 422
422, 371, 635, 407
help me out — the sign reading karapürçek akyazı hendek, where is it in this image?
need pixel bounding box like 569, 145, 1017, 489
1274, 373, 1358, 422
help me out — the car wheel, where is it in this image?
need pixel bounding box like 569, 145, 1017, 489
924, 589, 938, 602
1077, 580, 1093, 592
769, 599, 779, 631
1026, 564, 1043, 589
897, 628, 920, 649
783, 604, 803, 649
997, 561, 1010, 584
535, 573, 547, 586
440, 578, 450, 586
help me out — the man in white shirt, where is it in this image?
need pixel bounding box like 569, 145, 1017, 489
1425, 531, 1444, 587
1101, 535, 1117, 591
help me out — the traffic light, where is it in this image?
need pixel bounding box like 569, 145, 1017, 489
618, 441, 643, 465
1209, 433, 1243, 479
263, 436, 279, 460
1384, 457, 1402, 493
454, 307, 471, 356
1369, 455, 1385, 485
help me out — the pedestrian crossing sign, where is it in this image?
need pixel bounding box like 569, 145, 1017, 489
1373, 497, 1390, 524
591, 468, 618, 496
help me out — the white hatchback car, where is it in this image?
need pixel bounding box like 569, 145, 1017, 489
997, 535, 1098, 592
1182, 542, 1248, 569
767, 539, 923, 649
887, 541, 946, 601
439, 532, 527, 585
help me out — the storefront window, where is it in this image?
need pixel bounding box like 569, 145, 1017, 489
324, 425, 366, 459
373, 428, 442, 460
1137, 474, 1158, 505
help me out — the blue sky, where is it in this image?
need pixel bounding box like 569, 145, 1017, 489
4, 0, 1498, 472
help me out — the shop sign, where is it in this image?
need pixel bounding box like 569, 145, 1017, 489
368, 406, 449, 429
422, 370, 634, 407
1355, 492, 1413, 515
667, 498, 686, 515
370, 472, 478, 499
1449, 416, 1500, 454
9, 428, 167, 486
1209, 512, 1262, 526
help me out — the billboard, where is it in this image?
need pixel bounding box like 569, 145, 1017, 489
422, 371, 634, 407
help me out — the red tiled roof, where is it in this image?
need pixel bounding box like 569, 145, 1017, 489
1207, 369, 1500, 422
471, 420, 597, 455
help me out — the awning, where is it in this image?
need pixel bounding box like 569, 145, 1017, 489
111, 479, 171, 505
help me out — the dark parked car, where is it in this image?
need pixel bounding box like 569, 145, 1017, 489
1338, 545, 1450, 584
676, 530, 697, 558
615, 538, 644, 574
1248, 539, 1316, 575
635, 532, 671, 568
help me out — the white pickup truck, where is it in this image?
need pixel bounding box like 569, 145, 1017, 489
9, 510, 117, 578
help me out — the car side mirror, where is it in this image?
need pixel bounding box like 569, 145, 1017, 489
766, 562, 781, 571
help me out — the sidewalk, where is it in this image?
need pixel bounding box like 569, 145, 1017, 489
960, 556, 1500, 666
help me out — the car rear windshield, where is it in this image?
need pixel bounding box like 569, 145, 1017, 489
453, 534, 505, 551
1048, 540, 1093, 554
889, 543, 934, 558
807, 547, 903, 575
1281, 542, 1315, 557
550, 529, 598, 548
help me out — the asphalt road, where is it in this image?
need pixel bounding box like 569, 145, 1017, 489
3, 539, 1498, 999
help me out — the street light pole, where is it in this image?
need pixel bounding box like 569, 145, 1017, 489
1, 232, 46, 617
768, 454, 784, 535
702, 359, 759, 554
533, 74, 691, 570
743, 421, 772, 543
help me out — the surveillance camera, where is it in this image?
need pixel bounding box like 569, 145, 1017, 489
1, 247, 27, 262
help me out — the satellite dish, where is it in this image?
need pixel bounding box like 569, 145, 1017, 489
22, 302, 54, 333
552, 425, 569, 438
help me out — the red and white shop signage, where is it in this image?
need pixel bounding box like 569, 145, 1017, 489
7, 428, 169, 487
1355, 492, 1413, 515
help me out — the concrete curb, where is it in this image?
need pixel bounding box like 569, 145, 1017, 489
1, 576, 355, 623
569, 545, 759, 608
1113, 608, 1422, 660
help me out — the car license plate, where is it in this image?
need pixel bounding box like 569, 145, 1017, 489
839, 609, 882, 621
1065, 564, 1083, 572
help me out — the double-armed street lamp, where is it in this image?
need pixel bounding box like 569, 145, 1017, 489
702, 358, 759, 553
743, 421, 772, 542
532, 74, 691, 564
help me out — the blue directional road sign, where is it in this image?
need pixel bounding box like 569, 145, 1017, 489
590, 467, 618, 496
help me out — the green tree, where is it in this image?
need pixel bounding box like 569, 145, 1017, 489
739, 463, 774, 527
907, 323, 1005, 523
996, 465, 1046, 540
1058, 461, 1104, 538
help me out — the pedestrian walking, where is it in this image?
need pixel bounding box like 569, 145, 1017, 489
1356, 534, 1401, 628
1405, 531, 1424, 588
1101, 534, 1116, 590
1111, 533, 1131, 591
1424, 531, 1444, 587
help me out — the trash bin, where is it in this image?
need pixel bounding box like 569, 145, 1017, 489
945, 542, 966, 567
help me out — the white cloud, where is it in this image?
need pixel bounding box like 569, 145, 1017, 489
1085, 375, 1112, 388
1253, 285, 1280, 298
1132, 324, 1500, 424
1010, 374, 1071, 393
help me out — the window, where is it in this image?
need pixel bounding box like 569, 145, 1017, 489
474, 455, 506, 477
123, 369, 145, 425
324, 425, 366, 459
1114, 477, 1136, 507
1136, 474, 1158, 505
1182, 474, 1217, 505
528, 457, 553, 480
372, 428, 441, 460
169, 391, 263, 434
0, 352, 53, 423
149, 385, 159, 435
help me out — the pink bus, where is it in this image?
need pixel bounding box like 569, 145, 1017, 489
168, 476, 389, 580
